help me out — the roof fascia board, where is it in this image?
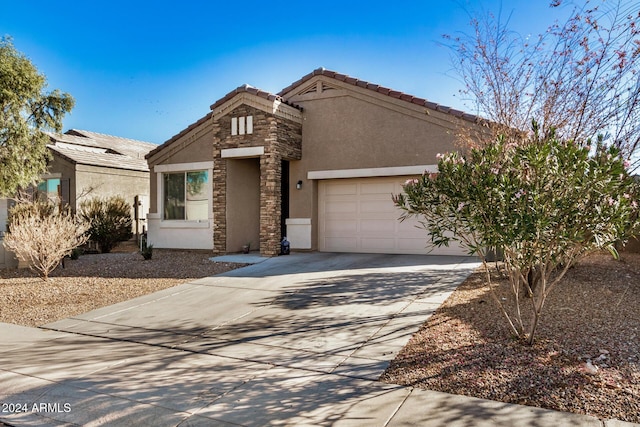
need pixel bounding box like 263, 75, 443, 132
147, 117, 215, 166
287, 75, 465, 131
212, 92, 302, 123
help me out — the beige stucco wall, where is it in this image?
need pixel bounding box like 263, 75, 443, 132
145, 119, 215, 250
147, 120, 215, 213
226, 158, 260, 252
145, 76, 480, 253
283, 81, 470, 249
75, 166, 148, 204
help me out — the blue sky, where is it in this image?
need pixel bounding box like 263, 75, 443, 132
1, 1, 567, 145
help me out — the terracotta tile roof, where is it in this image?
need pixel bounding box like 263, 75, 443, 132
148, 85, 302, 160
278, 68, 483, 124
47, 130, 154, 172
148, 69, 484, 160
209, 84, 302, 111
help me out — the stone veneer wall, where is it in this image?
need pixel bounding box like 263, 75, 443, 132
212, 105, 301, 256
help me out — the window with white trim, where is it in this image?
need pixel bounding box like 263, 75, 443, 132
163, 170, 209, 220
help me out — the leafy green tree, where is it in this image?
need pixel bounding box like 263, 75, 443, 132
79, 196, 133, 253
394, 129, 640, 345
0, 37, 74, 197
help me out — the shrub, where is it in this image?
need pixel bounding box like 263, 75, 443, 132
3, 201, 89, 280
140, 243, 153, 260
7, 198, 55, 227
69, 247, 83, 260
394, 129, 640, 344
79, 196, 133, 253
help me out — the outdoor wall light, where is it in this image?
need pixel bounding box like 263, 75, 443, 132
296, 180, 303, 190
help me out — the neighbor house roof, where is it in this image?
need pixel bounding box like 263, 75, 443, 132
278, 68, 484, 124
47, 130, 156, 172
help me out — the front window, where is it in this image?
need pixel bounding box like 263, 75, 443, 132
163, 171, 209, 220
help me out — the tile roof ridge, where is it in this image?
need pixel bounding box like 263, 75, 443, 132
209, 84, 302, 111
65, 129, 156, 146
277, 68, 485, 125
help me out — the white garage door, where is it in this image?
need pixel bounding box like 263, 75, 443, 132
318, 177, 468, 255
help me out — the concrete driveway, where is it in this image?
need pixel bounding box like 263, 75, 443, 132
1, 253, 612, 426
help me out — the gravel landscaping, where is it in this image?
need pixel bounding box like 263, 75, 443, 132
381, 251, 640, 423
1, 247, 638, 422
0, 247, 247, 327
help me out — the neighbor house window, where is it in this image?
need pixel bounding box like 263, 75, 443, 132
37, 178, 61, 204
163, 170, 209, 220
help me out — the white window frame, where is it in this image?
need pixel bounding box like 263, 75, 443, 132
155, 161, 214, 224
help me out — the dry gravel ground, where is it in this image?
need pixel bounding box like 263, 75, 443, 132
0, 247, 247, 327
381, 252, 640, 423
1, 248, 638, 422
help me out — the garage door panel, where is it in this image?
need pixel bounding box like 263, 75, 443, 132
323, 237, 358, 251
325, 200, 358, 214
360, 200, 397, 214
398, 218, 423, 232
318, 177, 468, 255
326, 183, 358, 195
360, 219, 396, 233
398, 238, 430, 251
360, 182, 396, 194
361, 238, 396, 251
324, 219, 358, 234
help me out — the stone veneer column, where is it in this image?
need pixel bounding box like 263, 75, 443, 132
212, 151, 227, 255
259, 117, 282, 256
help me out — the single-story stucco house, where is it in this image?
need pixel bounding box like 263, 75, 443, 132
146, 68, 485, 257
0, 129, 156, 268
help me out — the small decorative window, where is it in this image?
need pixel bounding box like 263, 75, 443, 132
163, 171, 209, 220
231, 116, 254, 136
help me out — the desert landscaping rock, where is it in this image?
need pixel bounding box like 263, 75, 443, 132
0, 248, 246, 327
381, 251, 640, 424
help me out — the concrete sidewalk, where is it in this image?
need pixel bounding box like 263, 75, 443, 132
0, 253, 636, 426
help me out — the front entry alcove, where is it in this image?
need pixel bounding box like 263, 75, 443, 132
226, 158, 260, 253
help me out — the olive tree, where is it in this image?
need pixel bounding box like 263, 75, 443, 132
0, 37, 74, 196
393, 130, 640, 345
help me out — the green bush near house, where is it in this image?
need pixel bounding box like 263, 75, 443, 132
79, 196, 133, 253
394, 126, 640, 345
140, 243, 153, 260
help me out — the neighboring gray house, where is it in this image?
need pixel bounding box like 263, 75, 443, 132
146, 68, 484, 256
0, 129, 156, 268
45, 129, 155, 223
